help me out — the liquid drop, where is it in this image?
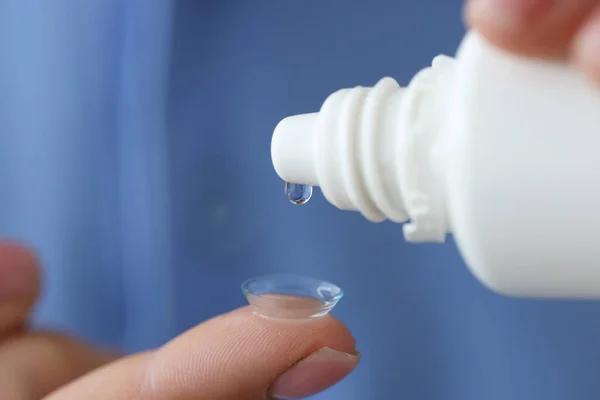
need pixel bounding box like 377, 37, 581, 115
284, 182, 313, 205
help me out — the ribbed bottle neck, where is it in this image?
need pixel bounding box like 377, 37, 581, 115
271, 55, 456, 242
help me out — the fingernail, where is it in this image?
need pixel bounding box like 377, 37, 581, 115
269, 347, 359, 399
0, 243, 38, 297
465, 0, 553, 28
573, 11, 600, 85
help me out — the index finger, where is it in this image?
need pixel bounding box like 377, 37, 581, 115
45, 306, 359, 400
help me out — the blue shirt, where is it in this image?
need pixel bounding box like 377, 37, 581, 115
2, 1, 600, 399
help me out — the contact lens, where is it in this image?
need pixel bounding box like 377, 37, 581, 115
241, 274, 343, 319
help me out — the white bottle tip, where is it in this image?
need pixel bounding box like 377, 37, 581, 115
271, 113, 319, 186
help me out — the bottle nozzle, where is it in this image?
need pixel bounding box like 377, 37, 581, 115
270, 79, 408, 221
271, 113, 320, 187
270, 58, 457, 243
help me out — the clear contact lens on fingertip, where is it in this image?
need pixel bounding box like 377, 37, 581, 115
241, 274, 343, 320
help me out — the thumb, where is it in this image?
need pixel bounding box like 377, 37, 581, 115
45, 306, 359, 400
464, 0, 598, 59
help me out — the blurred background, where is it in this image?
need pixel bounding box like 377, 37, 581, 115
2, 1, 600, 399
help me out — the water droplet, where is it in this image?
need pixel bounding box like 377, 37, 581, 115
284, 182, 313, 205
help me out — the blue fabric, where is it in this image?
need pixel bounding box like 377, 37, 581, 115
2, 1, 600, 399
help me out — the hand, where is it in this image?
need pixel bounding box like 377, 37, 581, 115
464, 0, 600, 85
0, 242, 359, 399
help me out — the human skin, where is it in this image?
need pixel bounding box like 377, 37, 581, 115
0, 242, 358, 400
464, 0, 600, 85
3, 1, 600, 398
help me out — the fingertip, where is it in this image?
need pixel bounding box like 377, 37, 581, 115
268, 347, 360, 399
465, 0, 596, 59
573, 8, 600, 87
464, 0, 541, 56
0, 241, 40, 338
238, 305, 357, 355
464, 0, 553, 34
40, 307, 359, 400
149, 306, 358, 399
0, 241, 40, 296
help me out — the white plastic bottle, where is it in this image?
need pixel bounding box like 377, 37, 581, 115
270, 30, 600, 299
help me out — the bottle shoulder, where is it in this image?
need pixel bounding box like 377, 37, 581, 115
442, 30, 600, 191
440, 32, 600, 296
449, 30, 598, 135
443, 30, 600, 184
